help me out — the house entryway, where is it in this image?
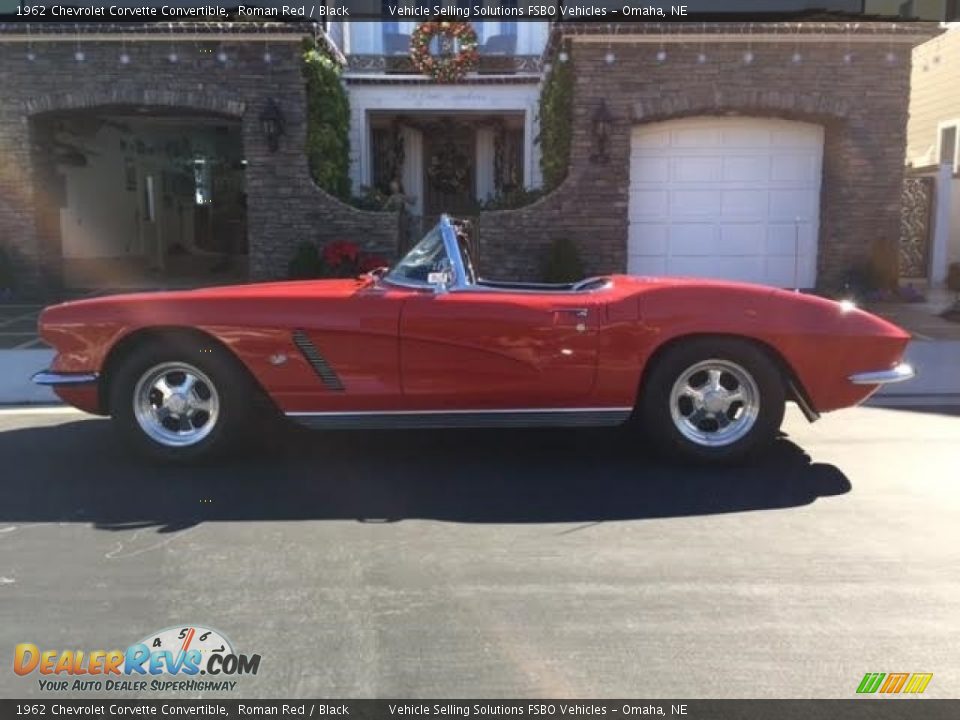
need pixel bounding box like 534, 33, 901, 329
29, 107, 248, 290
368, 112, 526, 251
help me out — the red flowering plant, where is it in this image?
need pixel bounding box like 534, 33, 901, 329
287, 240, 391, 280
410, 21, 479, 83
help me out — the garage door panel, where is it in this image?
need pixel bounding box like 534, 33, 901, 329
673, 127, 724, 148
670, 255, 767, 283
721, 190, 767, 219
629, 190, 670, 221
769, 189, 817, 221
772, 126, 823, 148
766, 223, 816, 256
628, 224, 669, 255
634, 128, 671, 149
668, 224, 716, 256
766, 255, 818, 288
718, 225, 766, 256
723, 156, 770, 183
771, 154, 819, 183
721, 126, 772, 147
674, 157, 722, 182
628, 116, 823, 288
671, 191, 721, 217
627, 256, 668, 277
631, 157, 670, 183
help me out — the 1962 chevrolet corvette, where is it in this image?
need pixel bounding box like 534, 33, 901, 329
34, 216, 914, 464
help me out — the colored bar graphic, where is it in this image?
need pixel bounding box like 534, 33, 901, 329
879, 673, 909, 693
857, 672, 933, 694
857, 673, 885, 694
903, 673, 934, 694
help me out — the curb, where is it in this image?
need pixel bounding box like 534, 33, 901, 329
0, 349, 56, 405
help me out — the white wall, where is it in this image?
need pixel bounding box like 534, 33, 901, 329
950, 177, 960, 265
346, 83, 543, 199
59, 125, 140, 259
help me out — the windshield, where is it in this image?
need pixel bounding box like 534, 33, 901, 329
385, 226, 452, 286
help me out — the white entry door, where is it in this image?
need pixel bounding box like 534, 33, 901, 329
628, 116, 824, 288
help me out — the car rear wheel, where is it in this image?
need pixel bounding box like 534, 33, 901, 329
640, 338, 786, 464
108, 340, 254, 463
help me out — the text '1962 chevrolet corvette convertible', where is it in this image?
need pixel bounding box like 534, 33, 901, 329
34, 216, 914, 464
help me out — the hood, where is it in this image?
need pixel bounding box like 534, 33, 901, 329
45, 277, 370, 314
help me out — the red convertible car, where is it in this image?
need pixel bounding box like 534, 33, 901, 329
34, 216, 914, 464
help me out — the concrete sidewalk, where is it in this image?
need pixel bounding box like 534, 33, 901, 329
2, 341, 958, 408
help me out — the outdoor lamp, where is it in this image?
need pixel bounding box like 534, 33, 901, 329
259, 98, 285, 152
591, 100, 614, 164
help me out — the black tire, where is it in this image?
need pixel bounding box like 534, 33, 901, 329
639, 338, 786, 464
107, 337, 258, 463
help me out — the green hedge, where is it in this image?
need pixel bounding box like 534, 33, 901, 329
302, 37, 351, 199
537, 58, 573, 192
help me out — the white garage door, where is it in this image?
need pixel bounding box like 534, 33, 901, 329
628, 116, 824, 288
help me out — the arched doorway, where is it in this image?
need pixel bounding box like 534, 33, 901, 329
30, 105, 248, 290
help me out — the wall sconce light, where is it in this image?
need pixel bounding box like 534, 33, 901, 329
590, 100, 614, 164
259, 98, 285, 152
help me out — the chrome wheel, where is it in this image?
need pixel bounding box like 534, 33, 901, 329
133, 362, 220, 448
669, 359, 760, 448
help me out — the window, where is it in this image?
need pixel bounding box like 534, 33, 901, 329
193, 157, 212, 205
143, 175, 156, 223
940, 125, 958, 170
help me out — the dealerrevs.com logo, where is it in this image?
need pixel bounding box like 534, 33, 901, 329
13, 625, 261, 693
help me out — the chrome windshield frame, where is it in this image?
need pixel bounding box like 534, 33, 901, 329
382, 215, 469, 293
438, 215, 470, 291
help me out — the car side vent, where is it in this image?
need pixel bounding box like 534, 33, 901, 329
292, 330, 345, 391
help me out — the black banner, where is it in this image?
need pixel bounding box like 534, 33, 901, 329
1, 700, 960, 720
0, 0, 957, 23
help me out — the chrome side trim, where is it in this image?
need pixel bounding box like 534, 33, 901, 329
285, 407, 633, 430
32, 370, 99, 386
848, 363, 915, 386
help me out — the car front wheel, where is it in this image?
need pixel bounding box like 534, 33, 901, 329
640, 338, 786, 464
108, 340, 253, 462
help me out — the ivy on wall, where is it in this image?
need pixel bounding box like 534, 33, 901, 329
302, 37, 351, 199
537, 57, 573, 192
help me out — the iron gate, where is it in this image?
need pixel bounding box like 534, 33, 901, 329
900, 176, 934, 279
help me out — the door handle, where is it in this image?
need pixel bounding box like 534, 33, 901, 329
554, 308, 589, 318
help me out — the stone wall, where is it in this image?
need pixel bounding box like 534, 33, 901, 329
478, 28, 918, 287
0, 33, 397, 295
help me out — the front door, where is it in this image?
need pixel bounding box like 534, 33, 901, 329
399, 290, 601, 409
423, 122, 476, 225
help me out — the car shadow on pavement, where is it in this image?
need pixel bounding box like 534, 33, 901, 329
0, 419, 851, 533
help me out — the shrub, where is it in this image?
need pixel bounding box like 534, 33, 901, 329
537, 58, 573, 192
541, 237, 584, 284
287, 241, 322, 280
302, 38, 351, 199
287, 240, 390, 280
348, 186, 392, 212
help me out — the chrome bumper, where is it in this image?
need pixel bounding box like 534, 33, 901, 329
848, 363, 915, 386
32, 370, 99, 386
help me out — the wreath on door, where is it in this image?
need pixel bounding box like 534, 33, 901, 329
410, 21, 479, 83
